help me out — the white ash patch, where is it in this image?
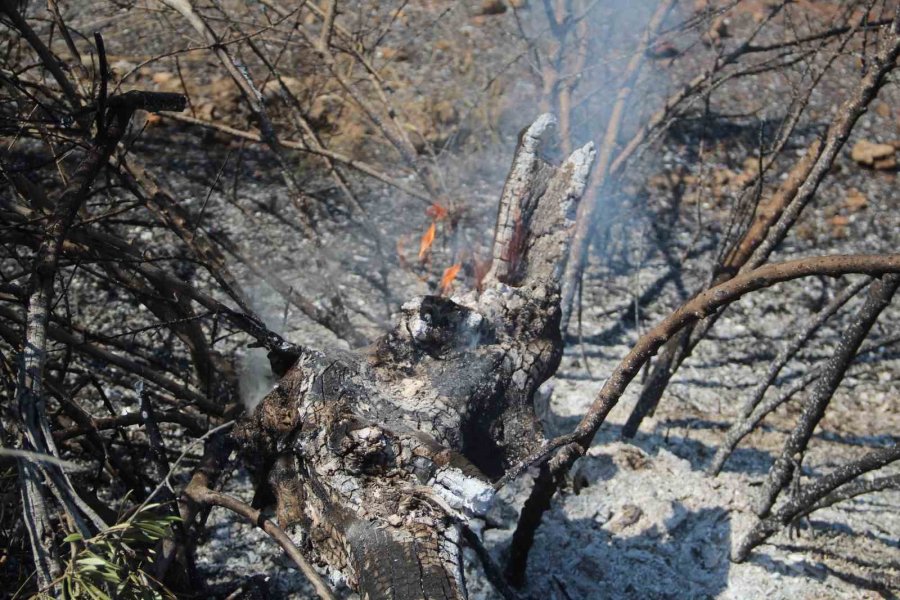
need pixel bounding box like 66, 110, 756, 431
432, 467, 496, 518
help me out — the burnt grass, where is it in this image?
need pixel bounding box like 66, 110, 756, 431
4, 0, 900, 598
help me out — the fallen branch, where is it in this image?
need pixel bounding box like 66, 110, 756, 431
754, 274, 900, 518
504, 259, 900, 581
621, 12, 900, 435
733, 443, 900, 562
183, 483, 337, 600
707, 277, 872, 475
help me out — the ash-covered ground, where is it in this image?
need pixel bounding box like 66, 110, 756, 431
48, 0, 900, 597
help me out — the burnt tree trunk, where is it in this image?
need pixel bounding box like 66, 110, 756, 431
232, 114, 594, 599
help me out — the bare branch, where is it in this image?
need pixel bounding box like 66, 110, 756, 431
184, 484, 337, 600
754, 274, 900, 518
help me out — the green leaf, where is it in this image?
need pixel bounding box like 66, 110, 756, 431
98, 570, 122, 584
76, 556, 109, 566
83, 582, 111, 600
135, 522, 168, 539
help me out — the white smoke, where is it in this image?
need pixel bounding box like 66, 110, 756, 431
237, 282, 287, 410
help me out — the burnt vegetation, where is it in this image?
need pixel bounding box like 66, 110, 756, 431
1, 0, 899, 598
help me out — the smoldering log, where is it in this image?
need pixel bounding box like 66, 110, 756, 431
232, 114, 595, 599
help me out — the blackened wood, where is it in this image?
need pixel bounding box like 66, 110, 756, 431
234, 115, 595, 599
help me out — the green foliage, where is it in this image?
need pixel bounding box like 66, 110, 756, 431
33, 504, 180, 600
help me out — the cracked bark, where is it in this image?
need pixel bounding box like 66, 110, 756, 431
233, 114, 595, 599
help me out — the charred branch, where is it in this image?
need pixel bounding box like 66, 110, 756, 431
707, 277, 873, 475
733, 444, 900, 562
621, 14, 900, 436
754, 274, 900, 518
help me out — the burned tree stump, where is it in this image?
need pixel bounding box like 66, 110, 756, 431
233, 114, 595, 598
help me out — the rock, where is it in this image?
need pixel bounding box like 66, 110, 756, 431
434, 39, 454, 52
874, 155, 897, 170
196, 101, 217, 121
151, 71, 179, 92
432, 100, 458, 126
606, 504, 643, 533
378, 46, 409, 62
476, 0, 507, 16
844, 188, 868, 213
260, 76, 304, 101
646, 41, 680, 59
206, 77, 241, 110
705, 16, 730, 46
829, 214, 849, 238
143, 113, 162, 126
850, 139, 896, 169
713, 168, 735, 186
613, 446, 650, 471
151, 71, 174, 85
110, 59, 136, 77
730, 157, 760, 188
401, 97, 459, 153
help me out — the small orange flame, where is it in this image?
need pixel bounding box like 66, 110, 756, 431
426, 203, 448, 220
419, 222, 436, 261
439, 263, 462, 294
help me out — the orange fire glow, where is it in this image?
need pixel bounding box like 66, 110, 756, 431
419, 222, 436, 261
426, 203, 448, 220
439, 263, 462, 294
